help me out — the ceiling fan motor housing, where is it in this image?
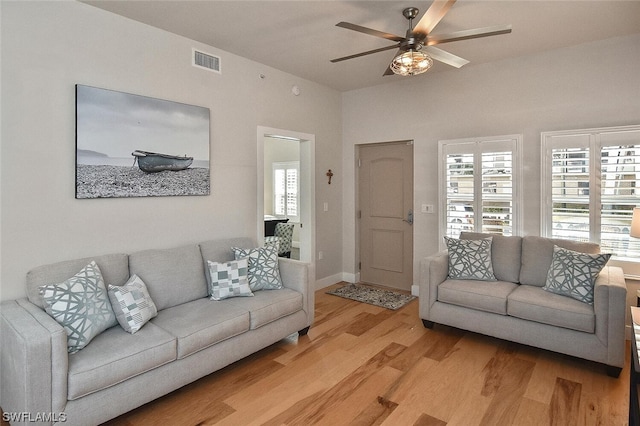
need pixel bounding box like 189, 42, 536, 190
402, 30, 426, 52
402, 7, 426, 52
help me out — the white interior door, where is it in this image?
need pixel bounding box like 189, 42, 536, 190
358, 142, 414, 291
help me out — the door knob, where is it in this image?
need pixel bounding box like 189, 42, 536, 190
403, 209, 414, 225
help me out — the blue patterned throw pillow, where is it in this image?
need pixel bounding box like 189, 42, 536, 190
232, 245, 283, 291
543, 245, 610, 305
108, 275, 157, 334
39, 261, 117, 353
445, 236, 496, 281
207, 258, 254, 300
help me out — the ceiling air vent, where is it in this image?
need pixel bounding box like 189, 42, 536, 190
193, 49, 221, 74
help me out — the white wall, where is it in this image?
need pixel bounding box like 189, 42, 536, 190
342, 34, 640, 285
0, 1, 343, 301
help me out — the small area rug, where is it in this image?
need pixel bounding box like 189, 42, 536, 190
326, 284, 416, 310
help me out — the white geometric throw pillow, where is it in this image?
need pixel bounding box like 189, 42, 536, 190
108, 275, 158, 334
445, 236, 497, 281
232, 245, 283, 291
39, 261, 117, 353
543, 245, 611, 305
207, 258, 254, 300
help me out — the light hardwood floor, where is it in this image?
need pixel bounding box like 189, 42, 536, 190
98, 282, 631, 425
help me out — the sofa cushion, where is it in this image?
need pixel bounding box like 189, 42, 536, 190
151, 298, 250, 359
67, 322, 176, 400
543, 246, 610, 305
438, 279, 518, 315
207, 259, 254, 301
519, 236, 600, 287
39, 261, 117, 353
26, 253, 129, 310
507, 284, 595, 333
445, 237, 496, 281
129, 244, 207, 311
460, 232, 522, 283
108, 274, 158, 334
220, 288, 303, 329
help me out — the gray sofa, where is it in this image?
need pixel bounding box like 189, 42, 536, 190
420, 232, 627, 376
0, 237, 314, 425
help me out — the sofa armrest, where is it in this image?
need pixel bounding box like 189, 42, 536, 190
593, 265, 627, 367
419, 250, 449, 321
0, 299, 68, 421
278, 258, 314, 327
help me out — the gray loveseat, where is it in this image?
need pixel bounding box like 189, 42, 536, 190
420, 232, 627, 376
0, 237, 314, 425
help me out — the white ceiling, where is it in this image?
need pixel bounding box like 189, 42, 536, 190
82, 0, 640, 92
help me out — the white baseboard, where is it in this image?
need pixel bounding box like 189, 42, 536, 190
342, 272, 358, 284
315, 273, 345, 291
411, 285, 419, 297
315, 272, 364, 291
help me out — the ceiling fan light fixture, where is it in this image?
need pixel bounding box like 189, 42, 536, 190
390, 49, 433, 76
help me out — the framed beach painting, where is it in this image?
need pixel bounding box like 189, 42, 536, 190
75, 84, 210, 198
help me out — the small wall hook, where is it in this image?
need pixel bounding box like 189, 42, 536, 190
326, 169, 334, 184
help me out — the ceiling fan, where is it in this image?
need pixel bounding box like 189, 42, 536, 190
330, 0, 512, 76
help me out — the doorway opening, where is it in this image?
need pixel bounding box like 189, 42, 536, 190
257, 126, 315, 265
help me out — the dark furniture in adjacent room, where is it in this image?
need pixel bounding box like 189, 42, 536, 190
264, 215, 289, 237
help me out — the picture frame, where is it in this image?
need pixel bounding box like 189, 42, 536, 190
75, 84, 210, 198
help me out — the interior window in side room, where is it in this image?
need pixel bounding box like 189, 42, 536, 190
273, 161, 300, 222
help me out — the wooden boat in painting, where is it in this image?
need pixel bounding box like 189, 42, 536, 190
132, 150, 193, 173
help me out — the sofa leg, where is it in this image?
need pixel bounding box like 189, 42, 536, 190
422, 319, 434, 329
606, 366, 622, 378
298, 326, 310, 336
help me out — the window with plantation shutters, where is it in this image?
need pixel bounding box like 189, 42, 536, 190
273, 161, 299, 221
542, 125, 640, 269
439, 135, 522, 244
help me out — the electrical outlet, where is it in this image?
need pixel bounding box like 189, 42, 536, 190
323, 202, 328, 212
318, 251, 324, 260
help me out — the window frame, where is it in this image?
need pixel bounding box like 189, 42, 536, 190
438, 134, 523, 250
541, 124, 640, 277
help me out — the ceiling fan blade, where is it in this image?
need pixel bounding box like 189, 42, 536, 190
336, 22, 404, 42
414, 0, 456, 35
331, 44, 400, 63
424, 46, 469, 68
427, 24, 512, 46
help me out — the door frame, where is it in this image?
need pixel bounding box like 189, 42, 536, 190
355, 140, 414, 290
257, 126, 315, 267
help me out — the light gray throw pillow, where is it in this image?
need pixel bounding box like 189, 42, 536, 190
543, 245, 610, 305
232, 245, 283, 291
108, 275, 158, 334
207, 258, 254, 300
445, 236, 497, 281
39, 261, 117, 353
